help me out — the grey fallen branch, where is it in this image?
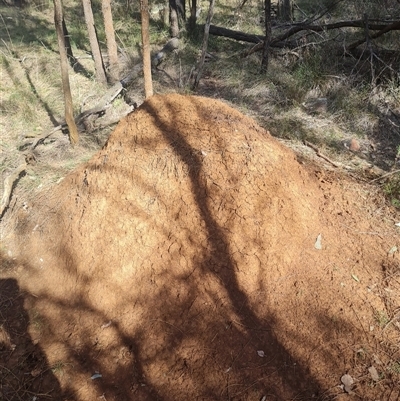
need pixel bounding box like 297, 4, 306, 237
0, 161, 27, 219
24, 71, 141, 150
29, 103, 112, 150
304, 140, 341, 168
369, 169, 400, 183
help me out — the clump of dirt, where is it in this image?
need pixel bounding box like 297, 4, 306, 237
1, 94, 399, 400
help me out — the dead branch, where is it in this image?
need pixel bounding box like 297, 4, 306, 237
27, 78, 128, 150
209, 25, 263, 44
0, 162, 27, 219
28, 104, 112, 150
347, 20, 400, 51
304, 140, 341, 168
369, 169, 400, 183
209, 18, 400, 54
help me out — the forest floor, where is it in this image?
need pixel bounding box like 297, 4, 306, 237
1, 3, 400, 401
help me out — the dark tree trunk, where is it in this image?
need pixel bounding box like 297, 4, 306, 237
54, 0, 79, 145
261, 0, 271, 72
176, 0, 186, 20
278, 0, 292, 22
209, 25, 264, 43
188, 0, 197, 32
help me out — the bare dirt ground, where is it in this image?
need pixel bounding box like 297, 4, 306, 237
1, 94, 399, 400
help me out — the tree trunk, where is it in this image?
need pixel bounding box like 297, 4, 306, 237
62, 18, 76, 67
102, 0, 119, 81
163, 0, 169, 26
261, 0, 271, 72
278, 0, 292, 22
193, 0, 215, 89
176, 0, 186, 20
82, 0, 107, 85
141, 0, 153, 98
54, 0, 79, 145
169, 0, 180, 37
188, 0, 197, 32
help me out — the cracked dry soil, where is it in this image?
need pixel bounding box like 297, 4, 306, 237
1, 94, 399, 400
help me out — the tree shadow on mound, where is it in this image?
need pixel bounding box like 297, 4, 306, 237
0, 258, 67, 400
7, 95, 368, 400
139, 99, 324, 399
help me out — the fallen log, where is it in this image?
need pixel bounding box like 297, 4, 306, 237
208, 18, 400, 53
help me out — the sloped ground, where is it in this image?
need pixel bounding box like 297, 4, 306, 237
1, 94, 399, 400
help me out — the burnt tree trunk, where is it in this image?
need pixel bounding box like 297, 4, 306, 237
82, 0, 107, 85
102, 0, 119, 81
54, 0, 79, 145
141, 0, 153, 98
261, 0, 271, 71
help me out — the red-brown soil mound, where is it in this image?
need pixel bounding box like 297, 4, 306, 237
1, 94, 399, 400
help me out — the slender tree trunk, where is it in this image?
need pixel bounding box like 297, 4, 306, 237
54, 0, 79, 145
193, 0, 215, 89
188, 0, 197, 32
278, 0, 292, 22
163, 0, 169, 26
102, 0, 119, 81
62, 18, 76, 67
140, 0, 153, 98
82, 0, 107, 85
176, 0, 186, 20
261, 0, 271, 72
169, 0, 180, 37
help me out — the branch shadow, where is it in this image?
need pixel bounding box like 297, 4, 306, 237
0, 256, 68, 400
4, 95, 370, 400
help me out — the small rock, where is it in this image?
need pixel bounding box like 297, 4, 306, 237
341, 374, 354, 393
314, 233, 322, 250
368, 366, 379, 381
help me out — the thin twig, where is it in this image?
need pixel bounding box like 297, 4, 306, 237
0, 162, 27, 219
369, 169, 400, 183
304, 140, 341, 168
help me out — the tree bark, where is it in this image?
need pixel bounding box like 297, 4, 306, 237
278, 0, 292, 22
169, 0, 180, 37
188, 0, 197, 32
62, 18, 76, 66
261, 0, 271, 71
193, 0, 215, 89
82, 0, 107, 85
141, 0, 153, 98
102, 0, 119, 81
54, 0, 79, 145
176, 0, 186, 20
